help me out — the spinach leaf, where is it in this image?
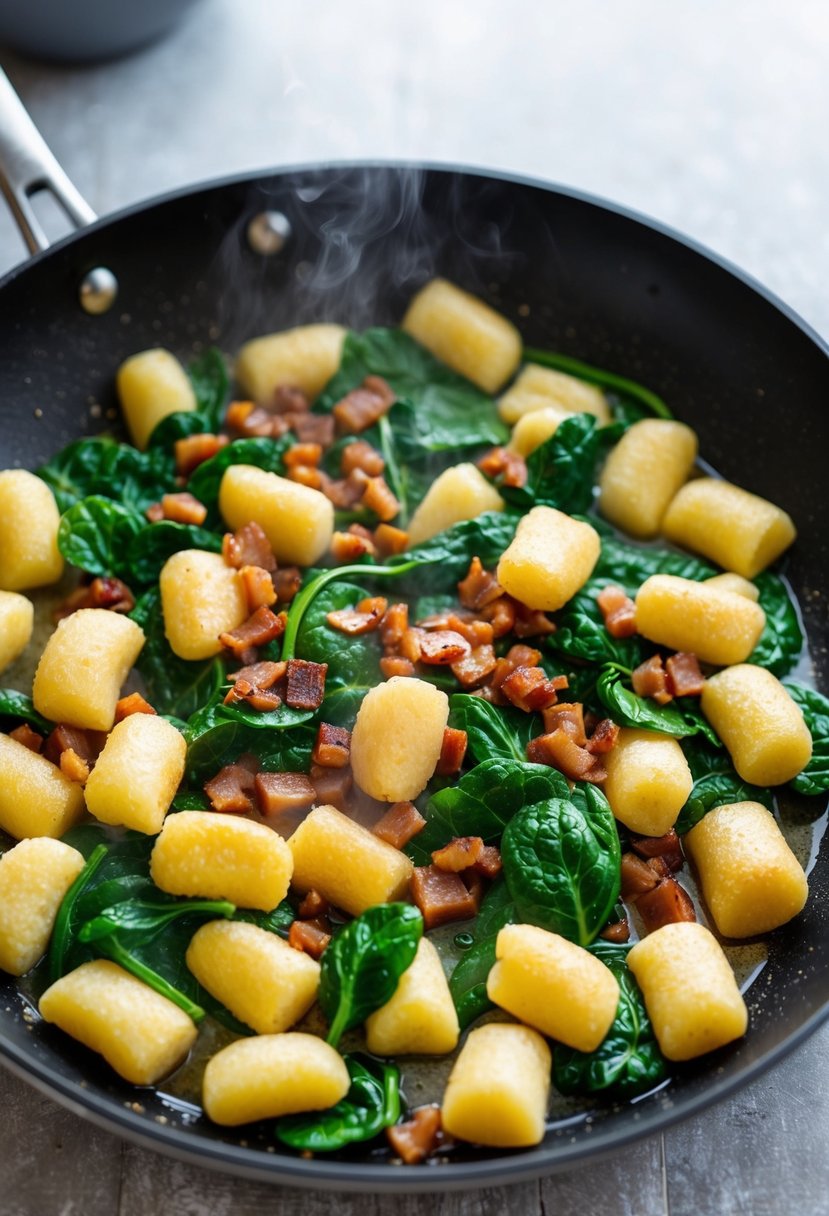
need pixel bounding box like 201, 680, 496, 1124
187, 348, 229, 431
131, 589, 226, 719
502, 414, 601, 514
183, 695, 314, 784
592, 530, 715, 589
127, 521, 223, 584
750, 573, 804, 678
276, 1054, 400, 1151
0, 689, 52, 734
78, 897, 235, 944
233, 900, 295, 939
784, 683, 829, 797
317, 328, 508, 453
448, 694, 541, 764
407, 759, 570, 865
553, 942, 667, 1098
596, 666, 721, 746
319, 903, 422, 1047
674, 768, 772, 835
37, 437, 172, 513
521, 348, 672, 420
448, 878, 516, 1029
57, 496, 145, 579
187, 436, 291, 519
146, 410, 210, 450
501, 790, 621, 947
293, 580, 381, 728
547, 582, 650, 669
389, 510, 521, 597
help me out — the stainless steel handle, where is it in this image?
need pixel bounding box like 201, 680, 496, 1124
0, 67, 96, 255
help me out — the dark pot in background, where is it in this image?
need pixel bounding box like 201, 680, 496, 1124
0, 0, 206, 63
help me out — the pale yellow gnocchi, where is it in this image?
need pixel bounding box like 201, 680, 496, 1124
0, 590, 33, 673
0, 733, 85, 840
219, 464, 334, 567
365, 937, 459, 1056
603, 728, 694, 837
350, 676, 449, 802
0, 838, 85, 975
496, 505, 600, 612
235, 324, 347, 404
0, 470, 63, 591
159, 549, 247, 660
701, 664, 812, 785
634, 573, 766, 667
84, 713, 186, 834
406, 463, 504, 547
116, 348, 198, 451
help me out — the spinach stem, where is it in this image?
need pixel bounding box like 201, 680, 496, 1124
101, 938, 206, 1023
326, 1003, 350, 1050
523, 348, 672, 419
377, 415, 408, 526
49, 843, 108, 982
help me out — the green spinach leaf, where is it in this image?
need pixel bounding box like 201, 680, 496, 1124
293, 580, 382, 727
547, 581, 650, 669
183, 695, 314, 784
592, 529, 715, 589
596, 666, 721, 745
448, 694, 541, 764
37, 437, 172, 513
750, 573, 804, 678
0, 689, 52, 734
784, 683, 829, 797
233, 900, 295, 939
127, 521, 223, 584
57, 496, 145, 579
448, 878, 516, 1029
389, 510, 521, 596
276, 1054, 400, 1151
502, 413, 601, 514
187, 348, 229, 431
674, 768, 772, 835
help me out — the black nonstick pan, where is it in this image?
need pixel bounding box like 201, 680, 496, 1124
0, 68, 827, 1192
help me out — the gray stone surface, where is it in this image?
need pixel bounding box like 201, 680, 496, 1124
0, 1, 827, 1212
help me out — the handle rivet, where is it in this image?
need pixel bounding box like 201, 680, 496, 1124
247, 210, 292, 255
79, 267, 118, 315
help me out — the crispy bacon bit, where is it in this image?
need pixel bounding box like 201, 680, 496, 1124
44, 725, 103, 767
228, 660, 286, 689
386, 1105, 443, 1166
287, 464, 324, 490
501, 666, 566, 712
222, 521, 277, 572
620, 852, 660, 898
273, 566, 302, 603
443, 614, 494, 648
330, 529, 377, 563
512, 603, 557, 638
144, 502, 165, 523
479, 595, 516, 638
224, 679, 282, 713
360, 476, 401, 523
631, 829, 684, 873
600, 918, 631, 943
229, 403, 287, 439
323, 469, 369, 510
372, 801, 426, 849
666, 652, 705, 697
462, 868, 485, 912
297, 889, 329, 919
473, 845, 503, 879
333, 375, 396, 433
451, 643, 497, 689
476, 445, 528, 488
436, 727, 468, 775
542, 702, 587, 745
380, 656, 416, 679
285, 659, 328, 710
225, 400, 255, 431
586, 718, 620, 755
527, 728, 606, 783
220, 606, 286, 656
341, 439, 385, 477
410, 866, 477, 931
312, 723, 351, 769
59, 748, 90, 785
114, 692, 157, 723
431, 835, 484, 873
373, 523, 409, 557
239, 565, 277, 613
254, 771, 316, 817
632, 655, 672, 705
204, 763, 257, 814
380, 602, 409, 651
637, 876, 696, 934
507, 643, 543, 668
8, 723, 43, 753
288, 919, 331, 959
417, 630, 471, 666
175, 432, 229, 477
310, 763, 352, 811
398, 627, 425, 664
597, 584, 638, 639
54, 576, 135, 620
647, 856, 672, 880
273, 384, 311, 415
284, 442, 323, 469
458, 557, 503, 611
287, 412, 335, 447
154, 492, 208, 526
326, 597, 387, 636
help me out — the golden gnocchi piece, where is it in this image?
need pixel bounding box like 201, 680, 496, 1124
441, 1023, 551, 1148
704, 571, 760, 601
219, 464, 334, 567
488, 924, 619, 1051
662, 477, 796, 579
700, 664, 812, 785
235, 324, 347, 404
150, 811, 293, 911
288, 804, 413, 916
0, 733, 85, 840
350, 677, 449, 802
159, 549, 247, 660
498, 363, 610, 425
603, 728, 693, 837
496, 505, 600, 612
0, 838, 85, 975
203, 1033, 350, 1126
39, 960, 198, 1084
32, 608, 145, 731
0, 470, 63, 591
627, 922, 748, 1061
84, 714, 186, 835
365, 937, 459, 1056
402, 278, 521, 394
598, 419, 698, 538
685, 801, 808, 937
186, 920, 320, 1035
0, 590, 33, 672
634, 573, 766, 667
406, 463, 504, 547
507, 404, 572, 457
116, 348, 198, 450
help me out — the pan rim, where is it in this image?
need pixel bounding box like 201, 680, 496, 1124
0, 157, 827, 1189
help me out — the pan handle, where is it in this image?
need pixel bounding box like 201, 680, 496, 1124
0, 67, 96, 255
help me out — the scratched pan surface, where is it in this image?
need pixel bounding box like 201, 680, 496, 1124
0, 164, 827, 1192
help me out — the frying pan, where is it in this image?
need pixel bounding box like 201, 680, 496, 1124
0, 67, 827, 1192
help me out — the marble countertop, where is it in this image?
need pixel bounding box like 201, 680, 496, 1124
1, 2, 827, 1212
